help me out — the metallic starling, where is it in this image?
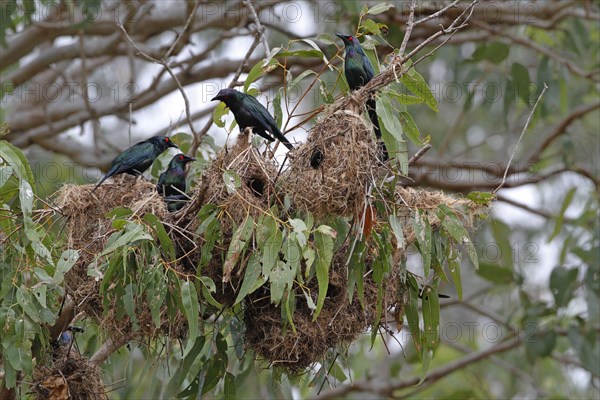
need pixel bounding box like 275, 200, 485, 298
92, 136, 178, 192
211, 88, 294, 150
337, 33, 389, 161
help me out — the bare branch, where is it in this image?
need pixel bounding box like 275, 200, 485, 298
398, 0, 417, 56
317, 335, 525, 399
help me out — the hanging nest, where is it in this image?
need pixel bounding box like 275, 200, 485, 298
170, 129, 280, 306
243, 242, 405, 371
283, 109, 379, 219
54, 178, 187, 341
31, 347, 106, 400
394, 186, 490, 248
201, 129, 279, 233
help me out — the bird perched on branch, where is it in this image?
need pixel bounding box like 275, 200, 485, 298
157, 153, 195, 211
337, 33, 389, 161
91, 136, 178, 192
211, 88, 294, 150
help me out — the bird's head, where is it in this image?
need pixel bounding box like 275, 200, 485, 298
151, 136, 179, 151
211, 88, 240, 105
336, 33, 359, 48
172, 153, 196, 166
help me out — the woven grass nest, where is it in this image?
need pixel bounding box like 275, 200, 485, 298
244, 242, 404, 371
283, 109, 379, 219
55, 178, 187, 340
31, 347, 106, 400
169, 129, 280, 306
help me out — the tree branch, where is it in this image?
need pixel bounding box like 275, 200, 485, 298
317, 335, 525, 399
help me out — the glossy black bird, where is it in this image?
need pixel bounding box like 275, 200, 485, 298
92, 136, 177, 192
157, 153, 195, 197
337, 33, 388, 161
211, 88, 294, 150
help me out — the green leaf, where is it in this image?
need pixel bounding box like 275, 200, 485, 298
53, 250, 79, 285
143, 213, 176, 261
467, 191, 495, 205
222, 170, 242, 195
401, 69, 438, 112
0, 140, 35, 184
412, 210, 432, 276
234, 253, 265, 305
100, 223, 153, 257
470, 42, 510, 64
437, 205, 479, 270
525, 329, 557, 361
223, 216, 254, 282
367, 2, 394, 14
363, 19, 382, 35
313, 230, 334, 320
422, 286, 440, 350
165, 336, 205, 395
213, 101, 229, 128
511, 62, 532, 103
123, 283, 139, 331
224, 372, 236, 400
277, 49, 323, 58
181, 280, 200, 355
244, 58, 278, 92
447, 245, 462, 301
262, 230, 283, 276
378, 94, 408, 173
406, 275, 421, 354
477, 262, 513, 284
398, 111, 422, 145
389, 214, 405, 249
549, 266, 578, 308
548, 188, 576, 242
270, 260, 293, 304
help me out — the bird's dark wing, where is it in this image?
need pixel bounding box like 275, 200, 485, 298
112, 141, 157, 175
243, 95, 294, 150
362, 53, 375, 81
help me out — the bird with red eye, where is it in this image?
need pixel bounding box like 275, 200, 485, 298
157, 153, 196, 211
91, 135, 178, 193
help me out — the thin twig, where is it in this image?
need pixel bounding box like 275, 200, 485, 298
190, 0, 269, 154
494, 83, 548, 194
398, 0, 417, 56
116, 23, 200, 146
408, 144, 432, 165
413, 0, 460, 26
164, 0, 200, 59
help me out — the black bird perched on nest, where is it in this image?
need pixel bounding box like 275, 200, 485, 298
211, 88, 294, 150
92, 136, 178, 192
337, 33, 389, 161
157, 153, 195, 211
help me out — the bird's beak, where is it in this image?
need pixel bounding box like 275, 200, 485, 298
187, 156, 196, 162
211, 95, 221, 101
336, 33, 347, 42
169, 141, 179, 148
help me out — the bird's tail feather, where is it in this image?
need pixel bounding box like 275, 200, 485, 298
366, 98, 389, 161
91, 175, 109, 193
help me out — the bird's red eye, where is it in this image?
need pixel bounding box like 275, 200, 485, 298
165, 138, 169, 142
179, 155, 184, 160
224, 95, 228, 99
349, 36, 353, 40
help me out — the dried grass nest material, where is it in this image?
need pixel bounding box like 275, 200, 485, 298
201, 132, 280, 231
395, 186, 490, 246
243, 243, 404, 371
54, 178, 187, 340
32, 348, 106, 400
283, 110, 380, 219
